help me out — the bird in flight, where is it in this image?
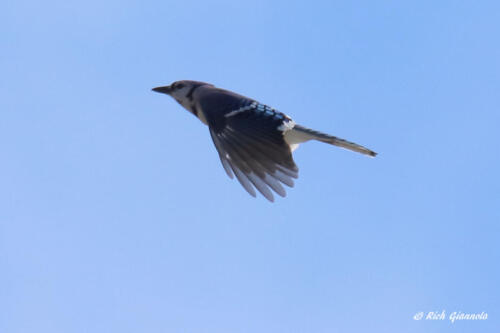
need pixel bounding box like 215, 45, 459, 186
153, 80, 376, 202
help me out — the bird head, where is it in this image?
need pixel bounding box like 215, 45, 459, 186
152, 80, 212, 110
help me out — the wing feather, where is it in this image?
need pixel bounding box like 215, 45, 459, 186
208, 104, 299, 201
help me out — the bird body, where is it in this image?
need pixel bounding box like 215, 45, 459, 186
153, 80, 376, 202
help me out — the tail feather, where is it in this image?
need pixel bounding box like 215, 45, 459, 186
293, 125, 377, 157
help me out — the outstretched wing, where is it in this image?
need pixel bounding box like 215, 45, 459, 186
209, 102, 299, 202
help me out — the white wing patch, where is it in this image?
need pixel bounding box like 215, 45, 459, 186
277, 119, 296, 132
224, 102, 258, 118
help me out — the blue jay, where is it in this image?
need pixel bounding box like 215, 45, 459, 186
153, 80, 376, 202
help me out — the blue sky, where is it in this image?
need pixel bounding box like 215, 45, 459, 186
2, 1, 499, 332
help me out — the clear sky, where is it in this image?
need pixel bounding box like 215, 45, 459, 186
2, 1, 499, 332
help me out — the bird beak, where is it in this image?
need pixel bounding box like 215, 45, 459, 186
152, 85, 172, 94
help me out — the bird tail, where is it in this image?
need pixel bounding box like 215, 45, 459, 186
293, 125, 377, 157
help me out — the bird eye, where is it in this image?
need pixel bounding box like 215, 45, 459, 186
171, 82, 184, 90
